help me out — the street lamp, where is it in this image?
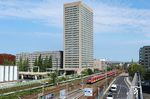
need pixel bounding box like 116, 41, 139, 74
38, 83, 46, 99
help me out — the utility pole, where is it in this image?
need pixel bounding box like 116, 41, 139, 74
105, 62, 108, 89
38, 83, 45, 99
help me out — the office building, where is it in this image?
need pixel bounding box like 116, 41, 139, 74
16, 51, 63, 69
139, 46, 150, 70
64, 1, 93, 73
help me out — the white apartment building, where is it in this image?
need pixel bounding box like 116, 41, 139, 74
16, 51, 63, 69
64, 1, 93, 73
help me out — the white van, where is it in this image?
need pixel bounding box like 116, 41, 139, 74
111, 84, 117, 92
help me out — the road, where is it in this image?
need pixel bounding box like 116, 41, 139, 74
105, 76, 129, 99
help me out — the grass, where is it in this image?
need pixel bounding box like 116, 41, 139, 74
0, 88, 41, 99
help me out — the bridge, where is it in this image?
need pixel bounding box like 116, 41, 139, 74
127, 72, 143, 99
19, 72, 49, 80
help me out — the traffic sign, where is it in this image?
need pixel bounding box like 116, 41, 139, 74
45, 93, 54, 99
83, 88, 93, 96
60, 89, 66, 99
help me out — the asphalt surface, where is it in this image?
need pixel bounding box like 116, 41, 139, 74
106, 76, 129, 99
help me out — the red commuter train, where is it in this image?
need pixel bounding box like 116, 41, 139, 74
86, 70, 116, 84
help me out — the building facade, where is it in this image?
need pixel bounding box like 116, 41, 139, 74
64, 1, 93, 73
0, 65, 18, 82
94, 59, 107, 71
139, 46, 150, 70
0, 54, 15, 65
16, 51, 63, 69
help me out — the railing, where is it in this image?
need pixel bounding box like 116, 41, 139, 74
126, 72, 143, 99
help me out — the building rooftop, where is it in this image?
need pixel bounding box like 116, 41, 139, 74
64, 1, 93, 12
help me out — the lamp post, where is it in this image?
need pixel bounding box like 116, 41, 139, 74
38, 83, 46, 99
42, 84, 44, 96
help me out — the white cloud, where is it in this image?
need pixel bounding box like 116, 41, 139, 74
94, 4, 150, 37
0, 0, 150, 37
29, 32, 62, 38
0, 0, 63, 27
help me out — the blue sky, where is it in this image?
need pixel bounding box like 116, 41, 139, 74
0, 0, 150, 62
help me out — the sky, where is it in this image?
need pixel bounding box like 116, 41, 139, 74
0, 0, 150, 62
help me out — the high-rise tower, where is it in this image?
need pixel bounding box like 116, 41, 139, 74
64, 1, 93, 73
139, 46, 150, 70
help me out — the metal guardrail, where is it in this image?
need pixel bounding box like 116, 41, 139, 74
126, 72, 143, 99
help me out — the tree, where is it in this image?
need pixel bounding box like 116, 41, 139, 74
49, 71, 58, 84
17, 57, 28, 71
87, 68, 93, 75
94, 68, 100, 73
47, 56, 52, 68
58, 76, 67, 82
3, 59, 9, 66
17, 57, 23, 71
22, 58, 29, 71
106, 66, 112, 71
26, 58, 29, 67
38, 54, 42, 66
128, 63, 145, 78
41, 56, 48, 71
3, 59, 15, 66
37, 54, 44, 72
81, 68, 93, 76
34, 58, 38, 66
42, 56, 49, 71
13, 60, 16, 66
33, 55, 53, 72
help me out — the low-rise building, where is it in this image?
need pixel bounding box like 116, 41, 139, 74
16, 51, 63, 69
0, 65, 18, 82
94, 59, 107, 71
0, 54, 15, 65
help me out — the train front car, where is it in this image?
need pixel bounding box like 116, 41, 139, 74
107, 70, 116, 77
86, 70, 117, 84
86, 76, 93, 84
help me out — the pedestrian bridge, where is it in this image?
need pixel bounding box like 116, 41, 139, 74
19, 72, 49, 80
127, 72, 143, 99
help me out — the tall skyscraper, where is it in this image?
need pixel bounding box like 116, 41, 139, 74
64, 1, 93, 73
139, 46, 150, 70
